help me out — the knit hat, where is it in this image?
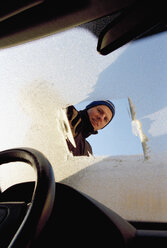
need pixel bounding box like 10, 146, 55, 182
86, 100, 115, 123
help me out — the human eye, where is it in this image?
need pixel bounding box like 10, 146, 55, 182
97, 107, 102, 113
104, 117, 108, 122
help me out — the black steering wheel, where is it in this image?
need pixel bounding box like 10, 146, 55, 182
0, 147, 55, 247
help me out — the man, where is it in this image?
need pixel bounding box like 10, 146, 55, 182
66, 100, 115, 156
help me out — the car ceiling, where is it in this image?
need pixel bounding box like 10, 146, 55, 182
1, 0, 166, 52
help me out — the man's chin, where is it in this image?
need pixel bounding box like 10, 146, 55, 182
92, 123, 97, 131
93, 125, 98, 131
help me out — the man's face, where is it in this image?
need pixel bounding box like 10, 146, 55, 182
87, 105, 113, 131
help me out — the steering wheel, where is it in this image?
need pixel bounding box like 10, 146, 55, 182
0, 147, 55, 248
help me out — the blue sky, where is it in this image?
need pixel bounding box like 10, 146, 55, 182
76, 98, 143, 156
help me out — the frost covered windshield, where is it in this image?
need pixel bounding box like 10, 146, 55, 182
0, 19, 167, 222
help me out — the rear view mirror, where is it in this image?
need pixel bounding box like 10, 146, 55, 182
97, 1, 166, 55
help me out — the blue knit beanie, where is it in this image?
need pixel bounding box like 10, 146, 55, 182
86, 100, 115, 122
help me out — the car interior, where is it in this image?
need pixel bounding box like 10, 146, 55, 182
0, 0, 167, 247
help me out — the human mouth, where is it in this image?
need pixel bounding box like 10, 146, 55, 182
92, 118, 98, 127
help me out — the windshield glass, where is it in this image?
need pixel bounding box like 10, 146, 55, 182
0, 18, 167, 222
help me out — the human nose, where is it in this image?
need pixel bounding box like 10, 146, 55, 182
98, 113, 105, 122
